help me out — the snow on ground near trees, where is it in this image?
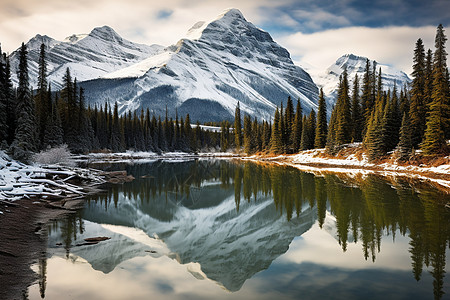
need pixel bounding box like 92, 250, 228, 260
252, 147, 450, 189
0, 151, 104, 206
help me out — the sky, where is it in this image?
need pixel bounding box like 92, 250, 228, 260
0, 0, 448, 75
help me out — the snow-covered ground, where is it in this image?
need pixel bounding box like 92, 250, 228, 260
245, 147, 450, 190
0, 151, 105, 205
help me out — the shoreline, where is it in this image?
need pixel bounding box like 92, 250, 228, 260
0, 198, 83, 300
239, 152, 450, 193
77, 150, 450, 192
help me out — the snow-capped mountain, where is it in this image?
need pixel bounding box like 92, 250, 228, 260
9, 26, 164, 89
48, 183, 317, 292
80, 9, 319, 122
313, 54, 411, 105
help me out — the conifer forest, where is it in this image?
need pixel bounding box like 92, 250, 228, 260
0, 25, 448, 162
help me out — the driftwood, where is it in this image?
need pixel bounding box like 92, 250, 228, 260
0, 161, 108, 202
101, 171, 135, 184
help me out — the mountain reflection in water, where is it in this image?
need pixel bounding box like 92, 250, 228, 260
38, 160, 449, 300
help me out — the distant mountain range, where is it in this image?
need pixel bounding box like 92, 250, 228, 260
8, 9, 410, 122
313, 54, 411, 107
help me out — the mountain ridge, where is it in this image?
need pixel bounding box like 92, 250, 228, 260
7, 9, 412, 122
8, 25, 164, 90
80, 8, 319, 122
312, 53, 411, 105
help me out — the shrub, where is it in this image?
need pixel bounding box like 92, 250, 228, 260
32, 144, 73, 166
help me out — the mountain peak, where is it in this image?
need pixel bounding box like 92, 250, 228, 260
218, 8, 246, 21
88, 25, 122, 41
26, 34, 57, 50
185, 8, 250, 41
186, 8, 273, 47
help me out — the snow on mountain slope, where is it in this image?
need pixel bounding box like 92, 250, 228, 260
9, 26, 164, 89
313, 54, 411, 106
83, 8, 319, 122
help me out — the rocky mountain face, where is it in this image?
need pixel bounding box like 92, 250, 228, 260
8, 10, 412, 122
8, 26, 163, 90
81, 9, 319, 121
9, 9, 318, 122
313, 54, 411, 106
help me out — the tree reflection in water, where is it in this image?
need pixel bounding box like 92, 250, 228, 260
49, 160, 449, 299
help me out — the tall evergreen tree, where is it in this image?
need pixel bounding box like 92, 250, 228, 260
335, 69, 352, 145
397, 112, 413, 161
314, 88, 327, 148
410, 38, 427, 147
364, 101, 385, 161
4, 55, 16, 145
361, 58, 372, 133
10, 43, 37, 162
424, 49, 434, 107
270, 107, 283, 154
243, 114, 253, 154
43, 95, 64, 148
284, 96, 294, 150
351, 74, 363, 142
234, 102, 242, 152
36, 43, 48, 148
0, 45, 7, 145
422, 24, 449, 155
326, 107, 338, 154
301, 110, 316, 150
291, 99, 302, 152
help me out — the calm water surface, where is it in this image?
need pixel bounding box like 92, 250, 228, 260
28, 159, 450, 299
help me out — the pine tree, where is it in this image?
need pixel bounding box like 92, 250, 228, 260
300, 115, 308, 151
4, 55, 16, 145
326, 107, 338, 154
279, 102, 285, 152
335, 69, 352, 145
410, 38, 427, 147
262, 121, 271, 151
397, 112, 413, 161
306, 110, 316, 149
0, 45, 7, 146
314, 88, 327, 148
424, 49, 434, 107
234, 102, 242, 152
364, 101, 385, 161
351, 74, 362, 142
243, 114, 253, 154
284, 96, 294, 150
43, 95, 64, 148
291, 99, 302, 152
399, 85, 410, 119
253, 117, 261, 152
10, 43, 37, 162
361, 58, 372, 133
270, 107, 283, 153
36, 43, 48, 148
76, 87, 94, 152
422, 24, 449, 155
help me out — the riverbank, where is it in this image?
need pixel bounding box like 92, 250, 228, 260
241, 146, 450, 193
0, 198, 84, 299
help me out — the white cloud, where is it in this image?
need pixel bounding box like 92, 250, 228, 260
275, 26, 437, 76
0, 0, 290, 53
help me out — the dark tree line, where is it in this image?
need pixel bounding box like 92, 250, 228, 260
0, 42, 231, 162
233, 24, 449, 160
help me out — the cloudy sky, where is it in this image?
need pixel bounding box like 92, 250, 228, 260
0, 0, 448, 74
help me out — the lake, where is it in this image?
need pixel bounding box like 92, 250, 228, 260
27, 159, 450, 299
